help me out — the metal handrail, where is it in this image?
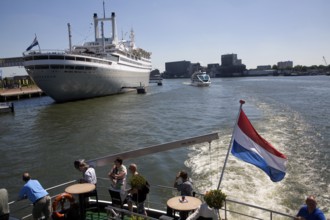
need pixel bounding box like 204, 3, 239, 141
8, 178, 296, 220
223, 198, 295, 220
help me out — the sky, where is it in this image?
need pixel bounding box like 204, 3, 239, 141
1, 0, 330, 77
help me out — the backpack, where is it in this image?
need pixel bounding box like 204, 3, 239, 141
144, 181, 150, 194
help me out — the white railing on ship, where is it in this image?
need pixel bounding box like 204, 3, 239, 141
222, 198, 295, 220
23, 49, 104, 58
8, 178, 295, 220
23, 50, 66, 56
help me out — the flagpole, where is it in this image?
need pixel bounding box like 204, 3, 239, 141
217, 99, 245, 189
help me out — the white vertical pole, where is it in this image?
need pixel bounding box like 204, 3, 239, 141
217, 100, 245, 189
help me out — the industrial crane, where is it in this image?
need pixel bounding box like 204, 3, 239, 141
323, 56, 328, 66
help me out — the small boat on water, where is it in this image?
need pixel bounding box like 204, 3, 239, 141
191, 71, 211, 87
0, 102, 14, 113
149, 75, 163, 86
23, 4, 152, 103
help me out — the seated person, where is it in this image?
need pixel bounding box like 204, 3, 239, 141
174, 170, 193, 196
171, 170, 193, 219
187, 192, 220, 220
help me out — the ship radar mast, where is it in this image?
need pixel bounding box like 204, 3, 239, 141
130, 28, 135, 50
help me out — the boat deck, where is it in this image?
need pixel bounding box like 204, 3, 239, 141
8, 178, 295, 220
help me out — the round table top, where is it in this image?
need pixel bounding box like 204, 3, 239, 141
65, 183, 96, 194
167, 196, 202, 211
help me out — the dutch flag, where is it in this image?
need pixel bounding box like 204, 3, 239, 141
26, 37, 39, 51
231, 109, 287, 182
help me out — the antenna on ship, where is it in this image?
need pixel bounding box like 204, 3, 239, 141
101, 21, 105, 52
130, 28, 135, 50
67, 23, 72, 52
103, 0, 106, 19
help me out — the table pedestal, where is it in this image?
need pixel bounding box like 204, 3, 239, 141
65, 183, 96, 220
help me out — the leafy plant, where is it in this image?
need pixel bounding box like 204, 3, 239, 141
204, 189, 227, 209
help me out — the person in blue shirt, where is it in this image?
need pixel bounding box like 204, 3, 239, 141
295, 195, 326, 220
18, 173, 51, 220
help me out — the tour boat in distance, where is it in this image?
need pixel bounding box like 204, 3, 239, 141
22, 7, 152, 103
191, 71, 211, 87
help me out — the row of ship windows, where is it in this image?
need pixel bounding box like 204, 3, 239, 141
24, 55, 118, 64
26, 65, 99, 70
120, 57, 151, 68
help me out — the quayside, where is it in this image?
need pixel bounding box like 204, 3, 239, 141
8, 133, 295, 220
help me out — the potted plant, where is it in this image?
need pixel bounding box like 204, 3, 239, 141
204, 189, 227, 209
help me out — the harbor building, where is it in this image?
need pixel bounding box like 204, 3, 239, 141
218, 54, 246, 77
207, 63, 220, 77
246, 65, 276, 76
163, 60, 191, 78
277, 61, 293, 69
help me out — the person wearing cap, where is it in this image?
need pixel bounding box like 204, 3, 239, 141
17, 172, 51, 220
74, 159, 97, 185
295, 195, 326, 220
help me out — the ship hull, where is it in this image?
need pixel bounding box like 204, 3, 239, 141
24, 53, 151, 102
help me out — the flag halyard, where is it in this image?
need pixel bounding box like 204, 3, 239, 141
231, 109, 287, 182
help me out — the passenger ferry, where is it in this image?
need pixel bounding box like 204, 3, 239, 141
191, 71, 211, 87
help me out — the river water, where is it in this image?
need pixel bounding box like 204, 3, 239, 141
1, 76, 329, 218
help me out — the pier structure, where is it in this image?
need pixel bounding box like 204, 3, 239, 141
0, 86, 44, 101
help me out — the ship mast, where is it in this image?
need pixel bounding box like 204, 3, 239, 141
67, 23, 72, 52
130, 28, 135, 50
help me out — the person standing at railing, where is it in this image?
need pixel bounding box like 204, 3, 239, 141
17, 172, 51, 220
74, 159, 99, 213
108, 157, 127, 190
0, 188, 9, 220
127, 163, 150, 216
108, 157, 128, 202
295, 195, 326, 220
74, 159, 97, 185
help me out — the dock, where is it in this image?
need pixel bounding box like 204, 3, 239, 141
0, 86, 45, 101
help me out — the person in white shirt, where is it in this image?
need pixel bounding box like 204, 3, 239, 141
186, 201, 220, 220
74, 159, 97, 185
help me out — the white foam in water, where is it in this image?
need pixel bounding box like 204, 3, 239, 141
186, 101, 329, 218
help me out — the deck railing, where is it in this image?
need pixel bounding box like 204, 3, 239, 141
8, 178, 295, 220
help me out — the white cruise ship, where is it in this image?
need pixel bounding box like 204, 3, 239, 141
23, 10, 152, 102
